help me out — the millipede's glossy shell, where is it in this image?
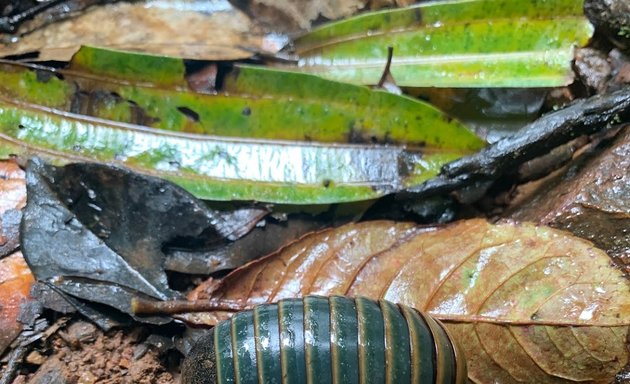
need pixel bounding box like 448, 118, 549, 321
182, 296, 466, 384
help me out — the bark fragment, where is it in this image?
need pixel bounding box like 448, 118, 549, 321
509, 126, 630, 268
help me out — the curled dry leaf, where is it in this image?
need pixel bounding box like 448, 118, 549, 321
0, 1, 270, 62
0, 252, 35, 356
184, 219, 630, 383
231, 0, 366, 31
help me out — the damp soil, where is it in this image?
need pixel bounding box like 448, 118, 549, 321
11, 321, 179, 384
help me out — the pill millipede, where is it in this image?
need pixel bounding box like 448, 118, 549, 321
182, 295, 466, 384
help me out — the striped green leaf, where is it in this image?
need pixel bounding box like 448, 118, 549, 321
0, 98, 467, 204
0, 48, 484, 149
291, 0, 594, 87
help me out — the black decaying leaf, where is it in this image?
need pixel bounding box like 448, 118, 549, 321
21, 159, 267, 325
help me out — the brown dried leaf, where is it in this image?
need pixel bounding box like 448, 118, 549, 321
235, 0, 366, 30
234, 0, 418, 32
0, 160, 25, 216
186, 219, 630, 383
0, 2, 272, 62
0, 252, 36, 356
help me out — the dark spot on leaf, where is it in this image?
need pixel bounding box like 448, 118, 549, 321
177, 106, 200, 123
348, 126, 361, 143
322, 179, 331, 188
109, 92, 123, 100
414, 9, 422, 24
242, 106, 252, 116
212, 62, 237, 92
18, 124, 25, 130
398, 152, 422, 178
2, 51, 39, 61
35, 70, 52, 83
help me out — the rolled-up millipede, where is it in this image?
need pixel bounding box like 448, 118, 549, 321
182, 295, 466, 384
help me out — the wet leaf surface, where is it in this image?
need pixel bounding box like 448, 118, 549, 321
0, 99, 476, 204
290, 0, 593, 87
20, 159, 267, 324
0, 252, 36, 356
0, 46, 483, 149
0, 2, 624, 382
181, 219, 630, 383
510, 126, 630, 270
0, 46, 484, 204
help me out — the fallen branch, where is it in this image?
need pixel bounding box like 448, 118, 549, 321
401, 87, 630, 201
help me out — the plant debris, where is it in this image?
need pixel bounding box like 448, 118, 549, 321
401, 87, 630, 204
137, 219, 630, 383
20, 159, 268, 325
0, 252, 35, 357
509, 125, 630, 269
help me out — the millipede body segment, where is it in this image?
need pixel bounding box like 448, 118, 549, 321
182, 296, 466, 384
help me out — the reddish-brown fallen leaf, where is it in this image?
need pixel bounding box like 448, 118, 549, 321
0, 160, 25, 216
184, 219, 630, 383
0, 160, 25, 258
0, 252, 36, 356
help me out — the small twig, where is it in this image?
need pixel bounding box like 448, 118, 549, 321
131, 297, 246, 316
377, 46, 395, 88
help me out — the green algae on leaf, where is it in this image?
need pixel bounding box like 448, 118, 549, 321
291, 0, 594, 87
69, 46, 188, 89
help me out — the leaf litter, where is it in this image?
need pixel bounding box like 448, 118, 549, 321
0, 1, 277, 62
0, 0, 628, 383
0, 46, 484, 204
135, 219, 630, 383
20, 159, 270, 326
